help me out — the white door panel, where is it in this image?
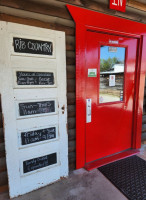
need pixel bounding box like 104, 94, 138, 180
0, 21, 68, 198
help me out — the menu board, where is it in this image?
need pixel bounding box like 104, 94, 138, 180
19, 101, 55, 116
23, 153, 57, 173
17, 71, 54, 85
13, 37, 53, 55
21, 127, 56, 145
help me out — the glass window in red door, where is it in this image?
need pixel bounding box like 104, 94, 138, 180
99, 46, 126, 103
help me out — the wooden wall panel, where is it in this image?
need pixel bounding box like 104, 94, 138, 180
0, 13, 75, 35
0, 0, 71, 20
127, 0, 146, 12
0, 0, 145, 170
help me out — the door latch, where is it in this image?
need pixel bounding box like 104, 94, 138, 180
86, 99, 92, 123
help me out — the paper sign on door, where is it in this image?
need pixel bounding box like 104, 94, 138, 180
88, 69, 97, 77
109, 75, 115, 86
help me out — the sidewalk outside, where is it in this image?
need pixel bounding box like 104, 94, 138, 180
1, 145, 146, 200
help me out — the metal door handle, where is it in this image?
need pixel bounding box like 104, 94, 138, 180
86, 99, 92, 123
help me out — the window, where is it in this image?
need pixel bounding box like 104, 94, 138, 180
99, 46, 125, 103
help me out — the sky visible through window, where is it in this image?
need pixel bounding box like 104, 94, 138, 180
100, 46, 125, 62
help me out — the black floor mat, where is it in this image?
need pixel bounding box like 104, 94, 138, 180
98, 155, 146, 200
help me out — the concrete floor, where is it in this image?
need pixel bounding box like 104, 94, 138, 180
1, 145, 146, 200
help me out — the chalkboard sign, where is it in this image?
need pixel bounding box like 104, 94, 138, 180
21, 127, 56, 145
16, 71, 54, 85
19, 101, 55, 116
23, 153, 57, 173
13, 37, 53, 55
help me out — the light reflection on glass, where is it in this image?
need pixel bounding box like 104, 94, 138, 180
99, 46, 125, 103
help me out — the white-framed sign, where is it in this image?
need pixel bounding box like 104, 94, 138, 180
10, 34, 56, 58
13, 68, 57, 89
109, 75, 116, 86
18, 124, 59, 149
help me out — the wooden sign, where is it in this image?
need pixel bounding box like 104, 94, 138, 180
109, 0, 126, 12
23, 153, 57, 173
19, 101, 55, 116
21, 127, 56, 145
13, 37, 53, 55
16, 71, 54, 85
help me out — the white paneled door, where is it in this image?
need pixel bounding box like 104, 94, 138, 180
0, 22, 68, 198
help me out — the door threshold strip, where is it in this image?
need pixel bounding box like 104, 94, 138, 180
85, 149, 140, 171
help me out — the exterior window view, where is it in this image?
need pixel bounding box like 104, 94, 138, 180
0, 0, 145, 200
99, 46, 125, 103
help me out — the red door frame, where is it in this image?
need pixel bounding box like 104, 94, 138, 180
67, 5, 146, 169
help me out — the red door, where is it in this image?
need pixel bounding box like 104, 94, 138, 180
86, 31, 138, 163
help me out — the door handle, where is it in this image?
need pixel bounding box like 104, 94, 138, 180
86, 99, 92, 123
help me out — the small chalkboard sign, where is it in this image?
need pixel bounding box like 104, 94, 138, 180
16, 71, 54, 85
13, 37, 53, 55
21, 127, 56, 145
23, 153, 57, 173
19, 101, 55, 116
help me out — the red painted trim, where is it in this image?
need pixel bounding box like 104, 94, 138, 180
67, 5, 146, 169
85, 25, 140, 39
135, 36, 146, 148
132, 38, 142, 149
67, 5, 146, 36
85, 149, 140, 171
75, 24, 86, 168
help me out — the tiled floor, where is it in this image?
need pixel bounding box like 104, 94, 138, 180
1, 145, 146, 200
